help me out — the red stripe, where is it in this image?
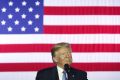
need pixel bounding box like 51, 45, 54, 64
0, 44, 120, 52
44, 25, 120, 34
0, 63, 119, 71
44, 7, 120, 15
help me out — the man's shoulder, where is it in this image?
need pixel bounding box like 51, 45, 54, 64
71, 67, 88, 80
37, 66, 56, 74
36, 66, 58, 80
71, 67, 87, 74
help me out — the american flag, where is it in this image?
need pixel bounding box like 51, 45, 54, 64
0, 0, 120, 80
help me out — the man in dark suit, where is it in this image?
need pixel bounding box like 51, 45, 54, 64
36, 42, 88, 80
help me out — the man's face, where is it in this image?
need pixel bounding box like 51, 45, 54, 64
53, 47, 72, 68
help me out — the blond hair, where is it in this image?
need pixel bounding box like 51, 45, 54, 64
51, 42, 72, 57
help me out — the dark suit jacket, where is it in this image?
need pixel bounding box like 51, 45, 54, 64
36, 66, 88, 80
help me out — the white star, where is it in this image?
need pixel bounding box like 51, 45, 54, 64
14, 20, 19, 25
8, 14, 13, 19
21, 14, 26, 19
35, 14, 40, 19
21, 26, 26, 32
35, 1, 40, 6
34, 27, 39, 32
15, 7, 20, 12
8, 26, 13, 32
22, 1, 27, 6
1, 20, 6, 25
28, 7, 33, 12
1, 7, 7, 12
28, 20, 33, 25
8, 1, 13, 6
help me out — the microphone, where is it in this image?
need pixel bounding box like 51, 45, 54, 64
64, 64, 71, 73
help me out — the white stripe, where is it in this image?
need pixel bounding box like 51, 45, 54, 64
0, 71, 120, 80
44, 0, 120, 6
0, 52, 120, 63
88, 71, 120, 80
44, 15, 120, 25
0, 72, 37, 80
0, 34, 120, 44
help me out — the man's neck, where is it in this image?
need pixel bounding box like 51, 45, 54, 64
56, 64, 64, 69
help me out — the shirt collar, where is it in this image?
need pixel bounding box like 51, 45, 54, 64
57, 66, 64, 73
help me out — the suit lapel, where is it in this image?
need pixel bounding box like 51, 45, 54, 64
68, 67, 76, 80
51, 66, 59, 80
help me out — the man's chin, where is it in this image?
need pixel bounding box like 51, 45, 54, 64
64, 62, 72, 65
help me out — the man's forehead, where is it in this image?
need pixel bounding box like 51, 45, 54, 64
55, 47, 71, 54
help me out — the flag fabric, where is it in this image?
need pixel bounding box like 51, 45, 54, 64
0, 0, 120, 80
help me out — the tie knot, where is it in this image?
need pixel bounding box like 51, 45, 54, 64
63, 70, 66, 73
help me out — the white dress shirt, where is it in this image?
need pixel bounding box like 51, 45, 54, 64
57, 66, 68, 80
57, 66, 64, 80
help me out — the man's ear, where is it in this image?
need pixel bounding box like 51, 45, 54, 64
53, 57, 58, 62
